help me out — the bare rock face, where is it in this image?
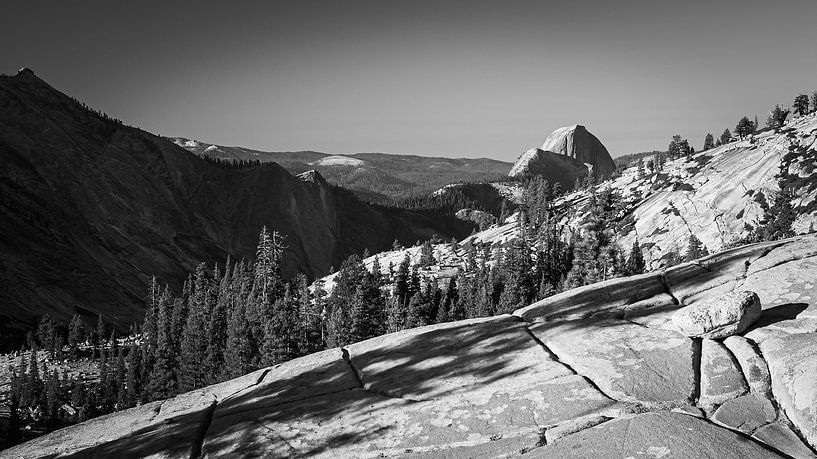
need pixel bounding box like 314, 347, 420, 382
672, 291, 762, 339
508, 125, 616, 185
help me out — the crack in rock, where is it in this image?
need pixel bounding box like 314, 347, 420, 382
523, 328, 618, 403
341, 347, 424, 403
190, 400, 218, 459
658, 271, 681, 305
748, 337, 817, 456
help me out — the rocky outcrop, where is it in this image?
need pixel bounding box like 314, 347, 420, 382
8, 235, 817, 458
509, 125, 616, 185
672, 291, 762, 339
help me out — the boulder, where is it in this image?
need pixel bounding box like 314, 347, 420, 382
672, 290, 762, 339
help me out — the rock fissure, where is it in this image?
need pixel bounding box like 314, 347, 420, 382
694, 413, 793, 458
341, 347, 424, 403
658, 271, 681, 305
190, 400, 218, 459
691, 338, 703, 405
523, 327, 618, 402
752, 340, 817, 455
340, 347, 365, 389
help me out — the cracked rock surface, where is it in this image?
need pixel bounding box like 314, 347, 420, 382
6, 235, 817, 458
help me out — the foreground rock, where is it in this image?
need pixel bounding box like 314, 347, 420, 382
699, 339, 748, 409
530, 319, 696, 407
760, 332, 817, 450
672, 290, 762, 339
536, 411, 784, 458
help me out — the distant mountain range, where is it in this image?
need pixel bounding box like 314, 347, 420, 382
172, 137, 512, 203
0, 69, 476, 348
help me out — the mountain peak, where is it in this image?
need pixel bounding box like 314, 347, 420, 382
509, 124, 616, 183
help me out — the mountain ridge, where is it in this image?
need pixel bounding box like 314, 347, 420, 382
0, 70, 475, 347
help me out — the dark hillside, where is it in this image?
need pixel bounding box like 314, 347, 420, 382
0, 69, 473, 349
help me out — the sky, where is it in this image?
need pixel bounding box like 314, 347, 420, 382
2, 1, 817, 161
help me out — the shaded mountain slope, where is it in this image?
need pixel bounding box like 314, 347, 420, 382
9, 235, 817, 457
0, 69, 474, 346
172, 137, 512, 202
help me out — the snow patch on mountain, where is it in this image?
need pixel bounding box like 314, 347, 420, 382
310, 155, 365, 166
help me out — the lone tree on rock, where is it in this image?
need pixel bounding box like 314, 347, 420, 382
703, 133, 715, 151
794, 94, 810, 116
734, 116, 754, 139
719, 129, 732, 145
766, 105, 790, 129
685, 234, 709, 261
626, 238, 646, 275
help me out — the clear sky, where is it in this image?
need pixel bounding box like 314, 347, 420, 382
3, 0, 817, 161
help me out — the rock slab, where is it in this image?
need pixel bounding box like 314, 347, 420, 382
531, 319, 695, 406
699, 339, 748, 409
535, 411, 783, 458
760, 332, 817, 450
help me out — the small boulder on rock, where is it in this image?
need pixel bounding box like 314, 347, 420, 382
672, 291, 761, 339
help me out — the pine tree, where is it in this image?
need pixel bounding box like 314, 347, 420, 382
703, 133, 715, 151
178, 263, 212, 392
223, 298, 253, 379
393, 255, 411, 305
685, 234, 709, 262
794, 94, 810, 116
735, 116, 754, 139
125, 341, 141, 408
385, 296, 405, 333
811, 92, 817, 114
719, 129, 732, 145
67, 314, 85, 360
95, 314, 106, 359
405, 292, 429, 328
37, 314, 56, 359
761, 185, 796, 241
350, 271, 386, 343
668, 135, 683, 159
419, 240, 436, 267
254, 226, 286, 305
766, 105, 790, 129
146, 286, 177, 399
626, 238, 646, 275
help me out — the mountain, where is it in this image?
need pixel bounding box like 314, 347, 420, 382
509, 124, 617, 186
171, 137, 513, 203
0, 69, 474, 349
10, 234, 817, 457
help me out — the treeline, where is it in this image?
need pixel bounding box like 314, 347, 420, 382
676, 90, 817, 157
199, 155, 268, 169
382, 187, 492, 215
